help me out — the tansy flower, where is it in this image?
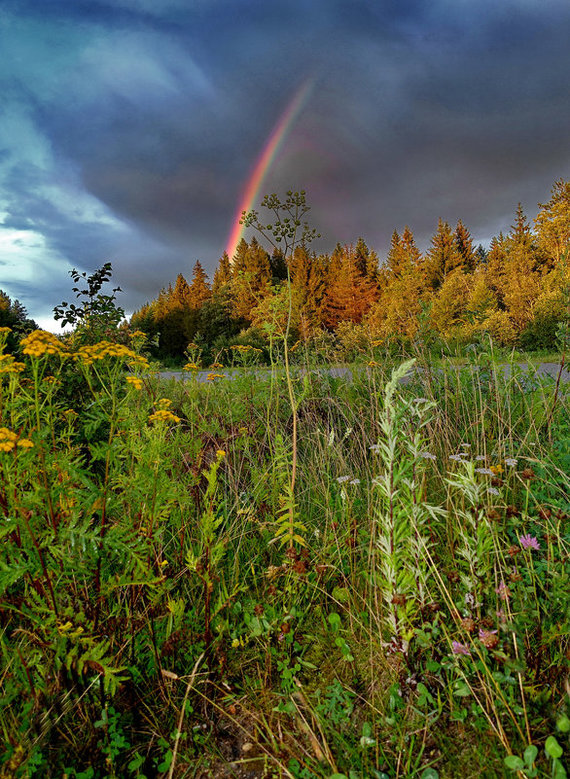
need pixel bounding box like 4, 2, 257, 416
490, 464, 504, 475
149, 409, 180, 424
16, 438, 34, 449
126, 376, 143, 390
183, 362, 200, 371
21, 330, 68, 358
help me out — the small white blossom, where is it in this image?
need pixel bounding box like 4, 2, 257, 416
475, 467, 494, 476
475, 455, 487, 461
369, 444, 381, 452
487, 487, 500, 496
350, 478, 361, 486
460, 442, 471, 448
419, 451, 437, 460
449, 454, 463, 461
504, 457, 518, 467
413, 397, 430, 404
336, 475, 351, 484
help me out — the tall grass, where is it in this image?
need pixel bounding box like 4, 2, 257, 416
0, 328, 568, 778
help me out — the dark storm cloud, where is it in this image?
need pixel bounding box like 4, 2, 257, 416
1, 0, 570, 323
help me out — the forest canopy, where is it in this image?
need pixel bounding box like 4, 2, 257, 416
129, 179, 570, 361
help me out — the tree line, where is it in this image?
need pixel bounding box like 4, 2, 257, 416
129, 179, 570, 359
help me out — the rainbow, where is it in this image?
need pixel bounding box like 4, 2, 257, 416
225, 78, 314, 261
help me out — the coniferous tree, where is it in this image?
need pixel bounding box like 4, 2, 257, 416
426, 219, 462, 289
534, 179, 570, 265
501, 204, 541, 331
188, 261, 211, 308
454, 220, 478, 273
369, 227, 426, 339
212, 252, 232, 295
323, 244, 377, 328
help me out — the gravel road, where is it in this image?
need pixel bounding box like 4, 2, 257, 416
157, 362, 570, 385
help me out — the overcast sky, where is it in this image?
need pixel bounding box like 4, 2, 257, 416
1, 0, 570, 329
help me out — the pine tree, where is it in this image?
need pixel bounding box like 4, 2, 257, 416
212, 252, 232, 294
232, 237, 271, 322
188, 261, 211, 309
426, 219, 462, 289
454, 220, 478, 273
323, 245, 377, 328
534, 179, 570, 265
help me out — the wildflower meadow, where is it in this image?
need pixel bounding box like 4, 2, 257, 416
0, 319, 569, 778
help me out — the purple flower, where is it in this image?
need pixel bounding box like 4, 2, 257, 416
519, 534, 540, 551
495, 582, 510, 600
452, 641, 471, 656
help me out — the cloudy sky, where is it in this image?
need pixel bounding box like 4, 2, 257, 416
1, 0, 570, 328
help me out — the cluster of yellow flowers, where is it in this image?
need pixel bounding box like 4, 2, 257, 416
75, 341, 137, 365
126, 375, 144, 390
0, 354, 25, 376
230, 344, 262, 353
206, 373, 226, 381
20, 330, 68, 358
210, 362, 224, 369
149, 398, 180, 424
0, 427, 34, 453
183, 362, 200, 371
148, 409, 181, 424
129, 330, 147, 339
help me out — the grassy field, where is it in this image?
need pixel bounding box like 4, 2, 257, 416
0, 329, 569, 778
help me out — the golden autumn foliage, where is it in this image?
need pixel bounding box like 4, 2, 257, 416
130, 179, 570, 356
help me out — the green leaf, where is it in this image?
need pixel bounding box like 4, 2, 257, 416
524, 745, 538, 765
545, 736, 563, 760
553, 760, 567, 779
557, 715, 570, 733
328, 612, 341, 631
420, 769, 439, 779
504, 755, 525, 771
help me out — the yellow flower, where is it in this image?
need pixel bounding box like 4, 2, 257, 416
183, 362, 200, 371
0, 354, 25, 375
130, 330, 146, 339
126, 376, 143, 390
206, 373, 225, 381
158, 398, 172, 408
0, 427, 34, 451
0, 327, 12, 333
74, 340, 139, 365
20, 330, 68, 358
149, 409, 180, 424
216, 449, 226, 459
490, 464, 504, 475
